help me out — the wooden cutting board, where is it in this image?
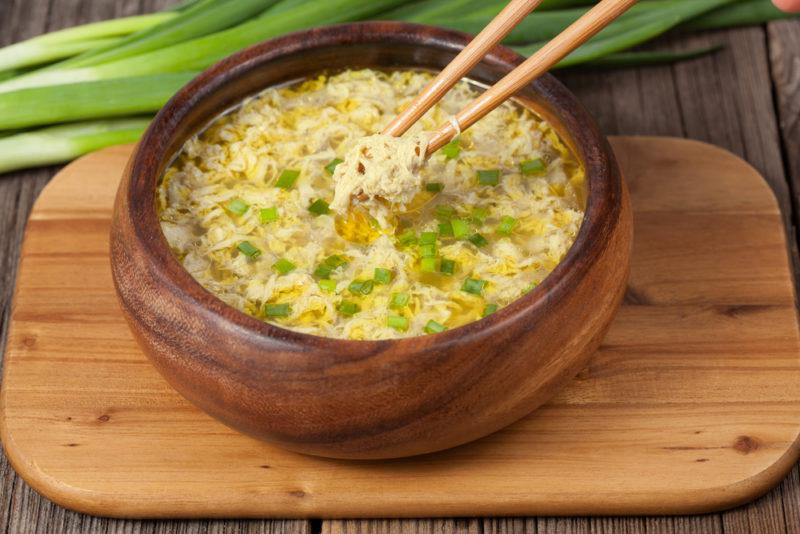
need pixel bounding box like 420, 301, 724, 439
1, 136, 799, 518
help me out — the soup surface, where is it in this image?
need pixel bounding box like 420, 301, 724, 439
158, 69, 585, 339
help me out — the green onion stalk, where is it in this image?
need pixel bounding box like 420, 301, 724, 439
0, 119, 150, 174
0, 13, 178, 72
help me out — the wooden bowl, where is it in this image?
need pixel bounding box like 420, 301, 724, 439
110, 22, 632, 460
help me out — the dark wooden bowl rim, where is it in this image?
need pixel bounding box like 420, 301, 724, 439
124, 21, 619, 361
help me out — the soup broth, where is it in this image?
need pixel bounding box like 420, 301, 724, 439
157, 69, 585, 339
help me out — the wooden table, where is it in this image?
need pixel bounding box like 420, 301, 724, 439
1, 0, 798, 532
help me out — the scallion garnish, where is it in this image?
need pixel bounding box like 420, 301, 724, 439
420, 257, 437, 272
520, 157, 546, 175
451, 218, 470, 239
438, 221, 453, 237
374, 267, 393, 285
425, 182, 444, 193
227, 198, 249, 215
387, 315, 409, 332
348, 279, 374, 296
313, 254, 348, 279
260, 206, 278, 223
441, 137, 460, 160
497, 215, 518, 236
434, 204, 455, 221
272, 258, 296, 275
397, 229, 417, 246
318, 279, 337, 293
471, 207, 489, 225
461, 277, 486, 295
477, 169, 500, 186
468, 233, 489, 248
439, 258, 456, 275
337, 300, 361, 316
264, 303, 291, 318
325, 158, 343, 175
237, 241, 260, 258
483, 303, 498, 316
389, 292, 409, 309
419, 243, 437, 257
424, 320, 447, 334
275, 169, 299, 189
308, 198, 330, 216
419, 231, 437, 245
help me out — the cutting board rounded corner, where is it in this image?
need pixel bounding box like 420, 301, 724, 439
2, 135, 800, 518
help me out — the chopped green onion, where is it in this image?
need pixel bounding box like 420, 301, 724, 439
260, 206, 278, 223
425, 182, 444, 193
272, 258, 296, 275
324, 255, 348, 268
520, 158, 547, 175
419, 243, 437, 257
348, 279, 374, 296
477, 169, 500, 186
275, 169, 299, 189
451, 218, 470, 239
226, 198, 249, 215
308, 198, 330, 216
438, 221, 454, 237
324, 158, 343, 175
468, 233, 489, 248
419, 231, 438, 245
387, 315, 409, 332
441, 137, 460, 159
424, 320, 447, 334
397, 229, 417, 246
461, 278, 486, 295
264, 303, 291, 318
374, 267, 393, 284
471, 207, 489, 225
337, 300, 361, 316
390, 292, 409, 309
497, 215, 518, 236
420, 257, 438, 272
483, 303, 499, 316
434, 205, 455, 221
439, 258, 456, 275
318, 279, 337, 293
237, 241, 261, 258
314, 265, 332, 279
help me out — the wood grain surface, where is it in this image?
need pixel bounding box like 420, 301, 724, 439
1, 0, 799, 532
2, 136, 799, 519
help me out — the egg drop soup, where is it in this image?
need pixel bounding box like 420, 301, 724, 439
157, 69, 586, 339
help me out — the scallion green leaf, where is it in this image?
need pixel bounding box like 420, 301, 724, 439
308, 198, 330, 216
390, 292, 409, 309
482, 303, 498, 316
264, 302, 291, 317
468, 233, 489, 248
439, 258, 456, 275
237, 240, 260, 258
477, 169, 500, 186
497, 215, 518, 236
275, 169, 299, 189
387, 315, 409, 332
471, 207, 489, 225
438, 221, 454, 237
318, 279, 337, 293
272, 258, 296, 275
374, 267, 393, 284
425, 182, 444, 193
520, 158, 546, 175
420, 257, 438, 272
337, 300, 361, 316
441, 137, 460, 159
397, 229, 417, 246
226, 198, 249, 215
461, 278, 486, 295
424, 320, 447, 334
348, 279, 374, 296
451, 218, 470, 239
419, 231, 438, 245
419, 243, 437, 257
260, 206, 278, 223
325, 158, 343, 175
